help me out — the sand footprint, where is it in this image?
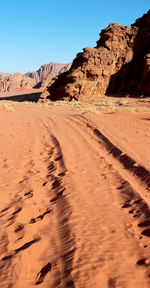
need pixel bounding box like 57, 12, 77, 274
14, 223, 25, 240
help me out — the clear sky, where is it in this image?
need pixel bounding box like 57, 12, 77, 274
0, 0, 149, 74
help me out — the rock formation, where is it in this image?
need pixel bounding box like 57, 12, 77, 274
41, 10, 150, 101
0, 62, 71, 92
25, 62, 72, 84
0, 73, 35, 92
40, 72, 55, 89
0, 72, 10, 78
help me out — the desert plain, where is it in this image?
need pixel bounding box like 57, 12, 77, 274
0, 89, 150, 287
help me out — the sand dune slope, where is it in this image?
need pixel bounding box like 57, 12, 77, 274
0, 104, 150, 287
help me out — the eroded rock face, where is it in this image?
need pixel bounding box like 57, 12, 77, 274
26, 62, 72, 84
0, 73, 35, 92
41, 10, 150, 101
40, 72, 55, 89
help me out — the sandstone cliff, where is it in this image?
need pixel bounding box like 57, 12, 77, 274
40, 72, 55, 89
41, 10, 150, 101
0, 73, 35, 92
26, 62, 72, 84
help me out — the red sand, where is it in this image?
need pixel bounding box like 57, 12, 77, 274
0, 96, 150, 287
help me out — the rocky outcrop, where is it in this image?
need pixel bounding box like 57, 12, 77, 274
40, 72, 55, 89
41, 10, 150, 101
25, 62, 72, 84
0, 73, 35, 92
0, 62, 71, 92
0, 72, 10, 78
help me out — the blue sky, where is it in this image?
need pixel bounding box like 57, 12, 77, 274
0, 0, 149, 73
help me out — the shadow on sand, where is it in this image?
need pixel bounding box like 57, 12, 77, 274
0, 92, 42, 103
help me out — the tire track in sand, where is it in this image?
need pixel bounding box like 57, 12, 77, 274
1, 107, 150, 287
66, 114, 150, 270
0, 117, 75, 287
39, 111, 149, 287
39, 119, 76, 287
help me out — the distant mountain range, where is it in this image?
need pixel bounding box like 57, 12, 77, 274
25, 62, 72, 84
0, 72, 10, 77
0, 62, 72, 92
0, 73, 35, 92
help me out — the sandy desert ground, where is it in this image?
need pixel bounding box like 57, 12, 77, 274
0, 90, 150, 287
